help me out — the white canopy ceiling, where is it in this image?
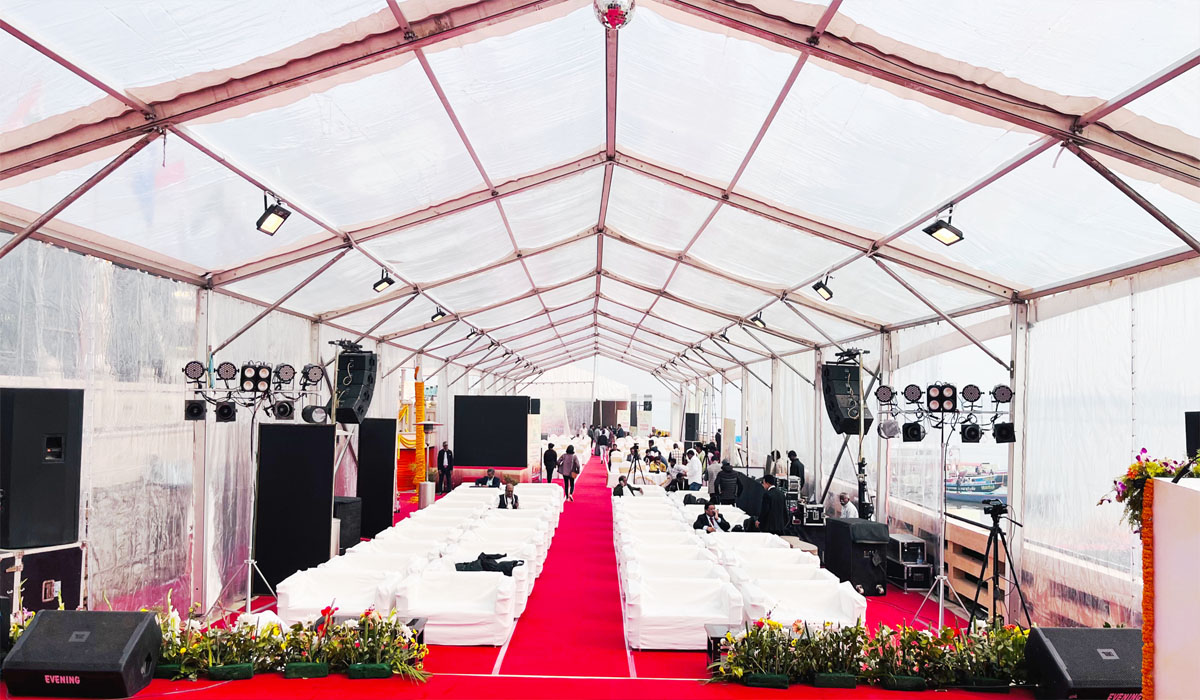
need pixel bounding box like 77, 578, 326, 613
1, 0, 1197, 385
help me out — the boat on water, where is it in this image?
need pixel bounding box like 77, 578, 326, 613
946, 473, 1004, 494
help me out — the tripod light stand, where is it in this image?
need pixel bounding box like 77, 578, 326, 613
910, 416, 971, 631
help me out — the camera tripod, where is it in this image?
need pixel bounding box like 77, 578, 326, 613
627, 455, 648, 485
968, 502, 1033, 628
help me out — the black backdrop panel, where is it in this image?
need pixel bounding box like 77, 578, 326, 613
0, 388, 83, 549
455, 396, 529, 467
255, 424, 334, 593
357, 418, 397, 538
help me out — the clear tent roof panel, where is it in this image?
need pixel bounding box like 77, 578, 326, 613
903, 147, 1192, 290
490, 313, 552, 342
598, 298, 646, 326
600, 277, 659, 310
222, 251, 339, 309
690, 204, 853, 288
725, 323, 809, 357
522, 236, 598, 287
640, 314, 706, 344
834, 0, 1200, 102
602, 237, 671, 286
605, 168, 715, 251
262, 248, 386, 317
390, 320, 463, 350
1104, 67, 1200, 148
362, 203, 513, 285
0, 30, 115, 142
425, 260, 531, 310
189, 56, 485, 231
538, 277, 594, 308
422, 6, 605, 183
430, 335, 475, 359
666, 264, 775, 317
549, 299, 595, 323
464, 294, 545, 330
651, 296, 727, 334
1088, 150, 1200, 246
369, 295, 441, 337
501, 167, 604, 249
759, 302, 866, 346
736, 57, 1035, 236
334, 296, 418, 336
797, 256, 989, 325
0, 136, 327, 272
617, 5, 799, 186
0, 0, 393, 101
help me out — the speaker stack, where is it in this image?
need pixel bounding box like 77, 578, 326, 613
2, 610, 161, 698
820, 363, 874, 435
334, 350, 377, 424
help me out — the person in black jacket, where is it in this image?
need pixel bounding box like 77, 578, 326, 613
498, 483, 519, 509
436, 441, 454, 494
716, 460, 741, 505
755, 474, 788, 535
475, 468, 501, 488
693, 503, 731, 533
612, 475, 642, 497
543, 443, 558, 483
787, 449, 805, 491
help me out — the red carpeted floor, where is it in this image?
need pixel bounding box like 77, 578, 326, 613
2, 457, 1027, 699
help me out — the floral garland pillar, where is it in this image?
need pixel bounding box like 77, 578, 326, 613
1141, 478, 1154, 700
413, 364, 425, 497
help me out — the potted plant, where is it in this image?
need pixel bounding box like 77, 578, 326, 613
809, 621, 866, 688
281, 605, 338, 679
961, 621, 1028, 692
203, 627, 254, 680
150, 594, 206, 679
708, 619, 792, 688
864, 624, 928, 691
332, 609, 429, 680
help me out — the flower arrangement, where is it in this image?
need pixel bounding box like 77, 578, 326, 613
710, 618, 1029, 690
1098, 448, 1196, 531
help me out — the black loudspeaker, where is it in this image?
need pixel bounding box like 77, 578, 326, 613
0, 545, 83, 614
357, 418, 397, 539
334, 351, 378, 425
254, 424, 335, 593
1025, 627, 1142, 700
333, 496, 362, 554
1186, 411, 1199, 458
825, 517, 888, 596
2, 610, 160, 698
685, 412, 699, 442
0, 388, 83, 549
183, 399, 206, 421
643, 401, 652, 411
214, 401, 237, 422
529, 399, 540, 415
820, 364, 874, 435
455, 396, 529, 467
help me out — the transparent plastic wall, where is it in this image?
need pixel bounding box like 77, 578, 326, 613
742, 360, 772, 465
1021, 269, 1200, 626
0, 237, 197, 611
204, 294, 314, 611
771, 353, 815, 487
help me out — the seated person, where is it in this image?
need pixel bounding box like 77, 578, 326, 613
645, 440, 662, 465
474, 468, 501, 488
692, 503, 731, 533
612, 475, 643, 497
498, 483, 519, 509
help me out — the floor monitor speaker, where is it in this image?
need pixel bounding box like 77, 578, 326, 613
2, 610, 160, 698
0, 388, 83, 549
821, 364, 874, 435
334, 351, 377, 424
1025, 627, 1141, 699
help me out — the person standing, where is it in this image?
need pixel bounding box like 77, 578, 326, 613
787, 450, 805, 492
770, 450, 788, 480
716, 460, 741, 505
597, 426, 611, 467
543, 443, 558, 484
557, 444, 580, 501
685, 449, 702, 491
838, 492, 859, 519
436, 441, 454, 494
705, 455, 722, 498
669, 443, 683, 464
755, 474, 788, 535
715, 428, 722, 457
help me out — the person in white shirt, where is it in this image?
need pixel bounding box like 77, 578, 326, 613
838, 492, 860, 519
685, 449, 702, 491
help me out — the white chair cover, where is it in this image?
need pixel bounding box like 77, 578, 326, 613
624, 577, 742, 650
739, 579, 867, 631
392, 571, 516, 645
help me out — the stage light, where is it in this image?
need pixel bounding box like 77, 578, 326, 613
256, 380, 269, 392
301, 364, 325, 385
962, 384, 982, 403
994, 422, 1016, 443
812, 276, 833, 301
903, 384, 923, 403
991, 384, 1014, 403
961, 423, 982, 443
182, 360, 205, 381
373, 269, 395, 293
719, 331, 730, 342
749, 313, 766, 329
877, 419, 901, 439
256, 194, 291, 235
301, 404, 328, 424
241, 378, 254, 391
184, 400, 207, 421
272, 401, 295, 420
215, 402, 237, 422
927, 384, 957, 412
874, 385, 895, 403
923, 219, 964, 246
275, 364, 296, 383
257, 366, 271, 380
216, 362, 238, 381
430, 308, 447, 323
902, 422, 926, 442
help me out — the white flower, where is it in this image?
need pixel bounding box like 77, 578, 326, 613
342, 619, 359, 629
166, 610, 182, 634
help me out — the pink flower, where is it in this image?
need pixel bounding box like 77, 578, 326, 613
755, 620, 765, 629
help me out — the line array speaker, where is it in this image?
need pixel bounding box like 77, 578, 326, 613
334, 351, 377, 424
821, 363, 874, 435
0, 388, 83, 549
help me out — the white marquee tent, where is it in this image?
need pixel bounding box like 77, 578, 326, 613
1, 0, 1197, 625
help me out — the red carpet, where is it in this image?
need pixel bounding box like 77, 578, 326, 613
1, 460, 1024, 699
498, 456, 631, 677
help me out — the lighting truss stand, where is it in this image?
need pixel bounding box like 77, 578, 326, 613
911, 418, 971, 631
969, 507, 1033, 628
243, 394, 276, 616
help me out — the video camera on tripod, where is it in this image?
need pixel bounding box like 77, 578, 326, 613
981, 498, 1007, 518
